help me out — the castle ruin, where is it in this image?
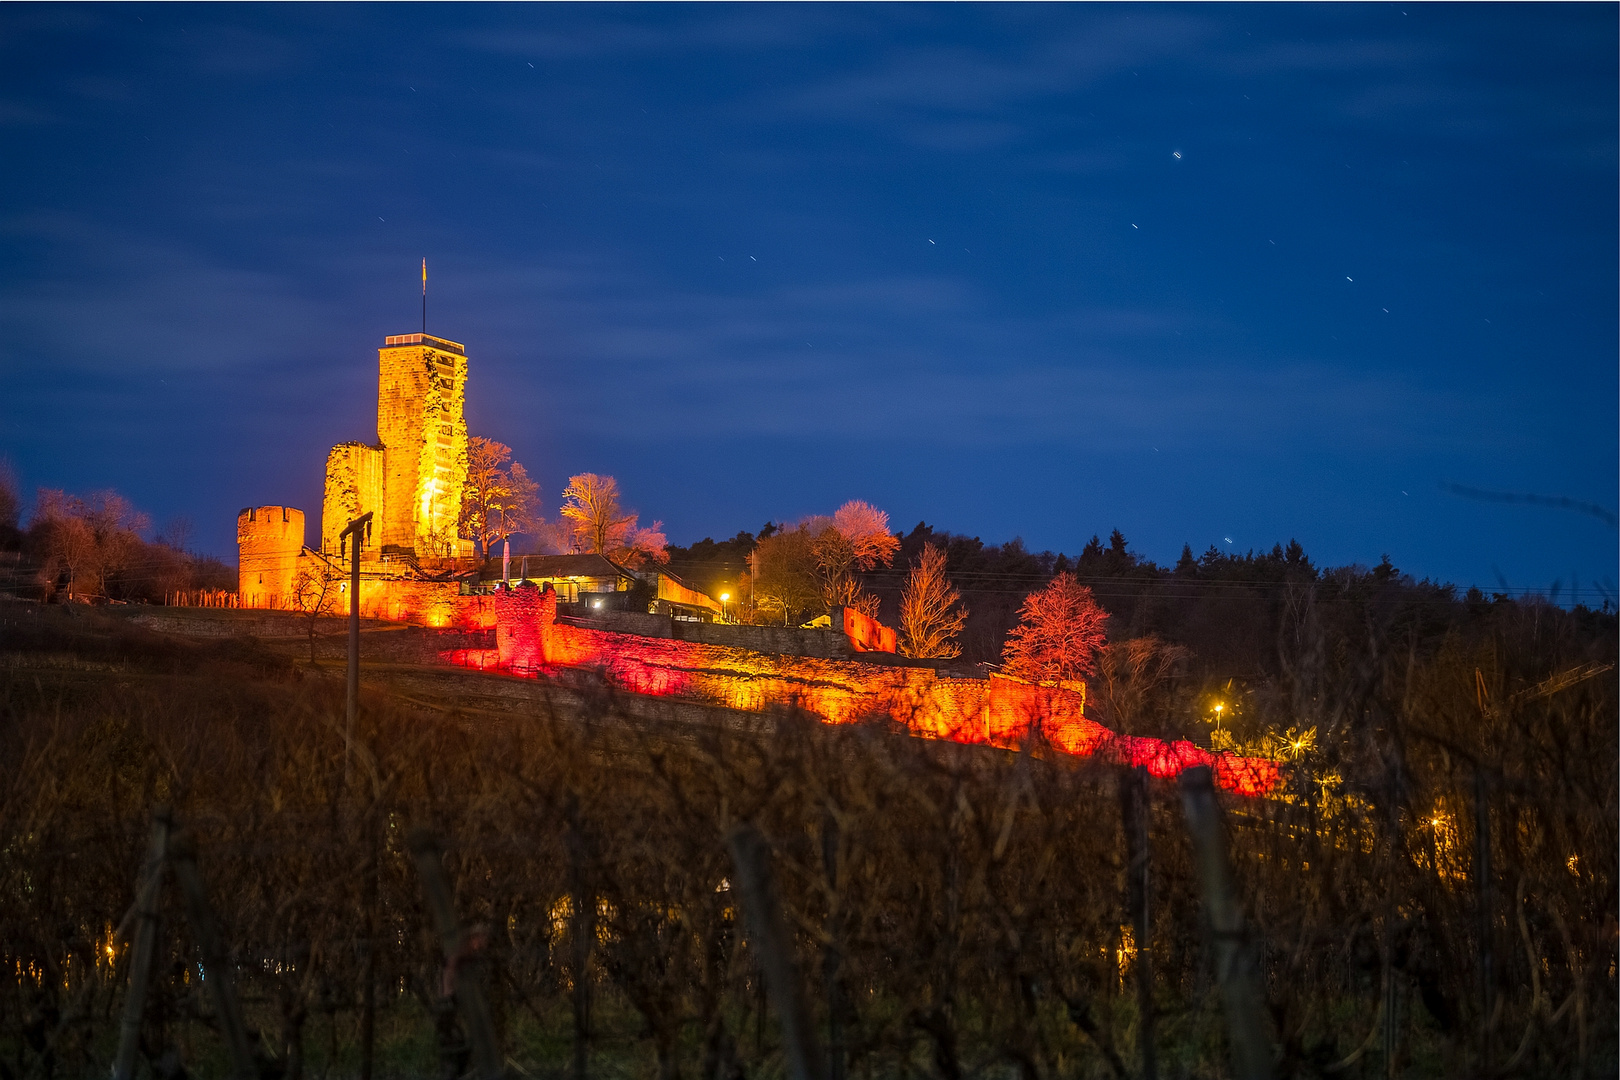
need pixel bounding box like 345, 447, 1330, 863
324, 332, 472, 561
237, 331, 485, 622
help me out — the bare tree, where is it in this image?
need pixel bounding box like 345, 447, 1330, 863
30, 488, 150, 600
813, 501, 900, 614
748, 526, 821, 625
899, 543, 967, 659
461, 438, 541, 557
1092, 635, 1189, 737
291, 559, 344, 663
1002, 572, 1109, 684
155, 516, 194, 553
558, 473, 668, 568
749, 501, 899, 621
0, 459, 19, 532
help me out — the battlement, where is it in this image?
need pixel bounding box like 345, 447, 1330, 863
237, 505, 305, 541
382, 333, 465, 354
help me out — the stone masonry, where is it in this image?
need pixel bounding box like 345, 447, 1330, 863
320, 333, 471, 559
377, 333, 469, 556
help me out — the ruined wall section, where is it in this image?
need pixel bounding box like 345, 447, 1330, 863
377, 335, 469, 557
483, 586, 1281, 795
321, 442, 384, 555
237, 506, 305, 609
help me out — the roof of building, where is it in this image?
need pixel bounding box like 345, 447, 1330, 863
382, 333, 465, 355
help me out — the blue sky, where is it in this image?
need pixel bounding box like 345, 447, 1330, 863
1, 4, 1614, 600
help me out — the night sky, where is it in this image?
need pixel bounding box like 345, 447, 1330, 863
2, 4, 1614, 601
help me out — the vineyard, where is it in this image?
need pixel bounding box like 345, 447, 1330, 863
1, 600, 1614, 1079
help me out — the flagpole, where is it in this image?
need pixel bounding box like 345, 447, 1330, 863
421, 259, 427, 334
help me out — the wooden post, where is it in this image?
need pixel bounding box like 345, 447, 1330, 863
113, 808, 172, 1080
340, 513, 372, 790
1178, 766, 1271, 1080
169, 831, 258, 1080
566, 811, 593, 1080
1119, 766, 1157, 1080
1473, 766, 1493, 1066
727, 823, 826, 1080
408, 830, 503, 1080
821, 807, 846, 1080
359, 820, 379, 1080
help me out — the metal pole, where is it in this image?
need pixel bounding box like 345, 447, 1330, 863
341, 513, 372, 790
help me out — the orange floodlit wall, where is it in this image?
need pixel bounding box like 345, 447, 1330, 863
654, 573, 724, 615
841, 606, 898, 653
351, 578, 496, 628
266, 552, 498, 627
477, 583, 1280, 796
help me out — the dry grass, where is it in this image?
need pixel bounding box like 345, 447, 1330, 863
0, 600, 1613, 1080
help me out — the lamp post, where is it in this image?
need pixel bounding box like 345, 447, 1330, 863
720, 592, 731, 623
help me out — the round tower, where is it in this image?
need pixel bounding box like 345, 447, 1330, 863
237, 506, 306, 609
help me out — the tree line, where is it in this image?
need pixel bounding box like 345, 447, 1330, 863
0, 463, 233, 605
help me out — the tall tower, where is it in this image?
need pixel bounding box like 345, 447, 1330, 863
375, 332, 471, 557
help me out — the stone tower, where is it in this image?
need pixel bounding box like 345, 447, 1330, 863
237, 505, 304, 607
322, 332, 472, 559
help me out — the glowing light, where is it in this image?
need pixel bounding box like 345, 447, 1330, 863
720, 593, 730, 602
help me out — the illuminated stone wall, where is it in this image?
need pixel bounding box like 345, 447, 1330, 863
376, 334, 469, 557
237, 506, 305, 609
486, 584, 1280, 796
840, 606, 897, 653
321, 442, 384, 555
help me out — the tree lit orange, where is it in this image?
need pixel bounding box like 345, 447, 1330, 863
1002, 572, 1108, 684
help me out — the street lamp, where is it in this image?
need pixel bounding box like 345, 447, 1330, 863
720, 592, 731, 622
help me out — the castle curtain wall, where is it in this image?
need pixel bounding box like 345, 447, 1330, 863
485, 583, 1280, 796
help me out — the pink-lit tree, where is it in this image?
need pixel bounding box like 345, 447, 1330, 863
749, 500, 900, 621
1001, 572, 1108, 684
